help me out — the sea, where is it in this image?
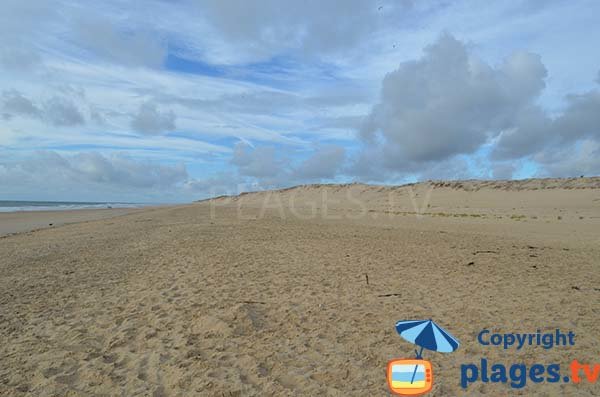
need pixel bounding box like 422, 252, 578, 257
0, 200, 146, 212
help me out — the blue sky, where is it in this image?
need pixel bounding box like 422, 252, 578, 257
1, 0, 599, 202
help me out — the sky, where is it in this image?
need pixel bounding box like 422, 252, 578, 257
1, 0, 599, 203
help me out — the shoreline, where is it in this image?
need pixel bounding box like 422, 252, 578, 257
0, 207, 157, 237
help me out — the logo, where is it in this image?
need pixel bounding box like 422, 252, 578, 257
387, 319, 460, 396
387, 359, 433, 396
460, 328, 600, 391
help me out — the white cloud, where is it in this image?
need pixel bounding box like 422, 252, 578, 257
360, 33, 548, 169
494, 80, 600, 159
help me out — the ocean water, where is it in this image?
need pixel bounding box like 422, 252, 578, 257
0, 200, 145, 212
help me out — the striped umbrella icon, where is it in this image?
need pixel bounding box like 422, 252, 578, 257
395, 319, 460, 383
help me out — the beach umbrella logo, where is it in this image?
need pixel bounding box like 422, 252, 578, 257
387, 319, 460, 396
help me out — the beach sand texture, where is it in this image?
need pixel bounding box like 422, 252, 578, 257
1, 178, 600, 396
0, 208, 147, 237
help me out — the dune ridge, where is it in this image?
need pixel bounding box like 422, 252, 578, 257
202, 176, 600, 204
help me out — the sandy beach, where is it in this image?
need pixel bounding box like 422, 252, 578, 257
0, 208, 147, 237
1, 178, 600, 396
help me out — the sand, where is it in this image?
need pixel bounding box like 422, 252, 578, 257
1, 178, 600, 396
0, 208, 147, 237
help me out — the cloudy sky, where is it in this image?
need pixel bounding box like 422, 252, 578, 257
1, 0, 599, 202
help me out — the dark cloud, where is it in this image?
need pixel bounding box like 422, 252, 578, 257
491, 162, 516, 180
534, 140, 600, 178
131, 102, 176, 135
554, 91, 600, 143
416, 156, 475, 181
492, 107, 551, 159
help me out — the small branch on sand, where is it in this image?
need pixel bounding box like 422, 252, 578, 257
472, 250, 499, 255
365, 273, 369, 285
378, 293, 401, 297
238, 300, 267, 305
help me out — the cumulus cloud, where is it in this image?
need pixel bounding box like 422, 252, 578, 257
360, 33, 548, 171
494, 80, 600, 159
131, 102, 176, 135
553, 91, 600, 143
353, 33, 600, 180
230, 142, 347, 186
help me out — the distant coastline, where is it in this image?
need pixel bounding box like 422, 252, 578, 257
0, 200, 149, 213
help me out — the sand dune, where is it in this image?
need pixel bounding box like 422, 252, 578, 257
1, 178, 600, 396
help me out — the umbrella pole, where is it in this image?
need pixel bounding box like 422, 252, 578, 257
410, 346, 424, 384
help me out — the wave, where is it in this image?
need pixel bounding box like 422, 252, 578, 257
0, 201, 146, 213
